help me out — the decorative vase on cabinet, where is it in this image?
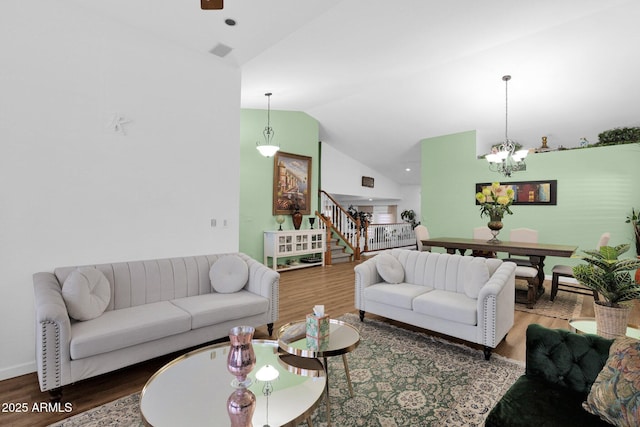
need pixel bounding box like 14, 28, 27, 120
292, 210, 303, 230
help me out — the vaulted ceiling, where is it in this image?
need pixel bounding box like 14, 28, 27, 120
73, 0, 640, 185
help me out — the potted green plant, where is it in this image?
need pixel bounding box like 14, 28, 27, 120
400, 209, 420, 229
572, 244, 640, 338
347, 205, 371, 231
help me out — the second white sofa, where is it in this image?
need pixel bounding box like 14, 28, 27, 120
355, 249, 516, 359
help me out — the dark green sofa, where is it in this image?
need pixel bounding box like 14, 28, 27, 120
486, 323, 613, 427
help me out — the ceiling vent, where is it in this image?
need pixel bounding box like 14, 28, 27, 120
209, 43, 233, 58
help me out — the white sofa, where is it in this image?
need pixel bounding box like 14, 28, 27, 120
33, 253, 279, 397
354, 249, 516, 359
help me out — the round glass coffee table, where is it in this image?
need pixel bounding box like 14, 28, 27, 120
278, 319, 360, 425
569, 317, 640, 339
140, 340, 325, 427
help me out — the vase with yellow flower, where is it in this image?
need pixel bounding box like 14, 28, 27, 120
475, 182, 515, 243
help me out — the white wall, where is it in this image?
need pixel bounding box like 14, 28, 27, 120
321, 143, 401, 199
398, 185, 422, 224
0, 1, 241, 380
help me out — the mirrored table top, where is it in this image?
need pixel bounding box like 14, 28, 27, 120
278, 319, 360, 358
140, 340, 325, 427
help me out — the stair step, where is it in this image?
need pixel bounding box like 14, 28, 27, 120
331, 252, 352, 264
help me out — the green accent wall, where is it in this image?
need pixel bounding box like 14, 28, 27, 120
239, 109, 320, 262
421, 131, 640, 272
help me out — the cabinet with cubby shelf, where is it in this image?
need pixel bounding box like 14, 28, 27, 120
264, 230, 325, 271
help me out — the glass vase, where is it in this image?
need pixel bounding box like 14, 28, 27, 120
487, 213, 504, 243
227, 326, 256, 388
227, 387, 256, 427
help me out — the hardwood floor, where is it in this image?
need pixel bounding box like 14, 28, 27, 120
1, 259, 638, 427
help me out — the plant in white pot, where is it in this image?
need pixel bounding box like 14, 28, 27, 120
573, 244, 640, 339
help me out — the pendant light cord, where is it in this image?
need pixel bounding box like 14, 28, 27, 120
503, 75, 510, 142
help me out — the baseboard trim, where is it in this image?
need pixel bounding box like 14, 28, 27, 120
0, 361, 36, 381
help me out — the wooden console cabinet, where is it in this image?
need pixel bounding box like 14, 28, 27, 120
264, 230, 325, 271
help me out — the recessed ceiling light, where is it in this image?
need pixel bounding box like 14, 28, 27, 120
405, 168, 411, 172
225, 18, 236, 26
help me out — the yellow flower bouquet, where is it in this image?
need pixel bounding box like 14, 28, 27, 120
475, 182, 515, 221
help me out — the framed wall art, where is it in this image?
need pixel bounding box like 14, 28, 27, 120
273, 151, 312, 215
475, 180, 557, 205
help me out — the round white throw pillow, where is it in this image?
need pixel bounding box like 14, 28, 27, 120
62, 267, 111, 321
210, 255, 249, 293
376, 253, 405, 284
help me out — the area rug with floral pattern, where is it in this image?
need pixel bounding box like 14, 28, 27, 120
49, 313, 524, 427
514, 281, 585, 320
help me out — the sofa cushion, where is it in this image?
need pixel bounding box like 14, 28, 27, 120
464, 258, 490, 299
364, 283, 431, 310
209, 255, 249, 293
485, 375, 610, 427
170, 291, 269, 329
412, 290, 477, 326
376, 253, 404, 284
583, 337, 640, 426
62, 267, 111, 321
69, 301, 191, 359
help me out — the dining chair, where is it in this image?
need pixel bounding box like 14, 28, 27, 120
550, 232, 610, 301
473, 226, 494, 241
414, 225, 431, 252
472, 227, 496, 257
506, 228, 540, 308
505, 228, 539, 267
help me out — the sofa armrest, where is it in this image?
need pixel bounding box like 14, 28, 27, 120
239, 254, 280, 324
354, 256, 382, 310
525, 323, 612, 394
33, 272, 72, 392
477, 261, 516, 348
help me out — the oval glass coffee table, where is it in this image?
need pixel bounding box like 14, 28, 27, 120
569, 317, 640, 339
140, 339, 325, 427
278, 319, 360, 425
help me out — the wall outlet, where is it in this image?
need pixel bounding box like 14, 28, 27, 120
210, 219, 216, 227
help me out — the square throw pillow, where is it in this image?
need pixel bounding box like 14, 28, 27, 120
62, 267, 111, 321
464, 258, 490, 299
376, 253, 404, 284
583, 336, 640, 427
210, 255, 249, 293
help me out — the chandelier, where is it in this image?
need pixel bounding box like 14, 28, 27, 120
485, 75, 528, 177
256, 92, 280, 157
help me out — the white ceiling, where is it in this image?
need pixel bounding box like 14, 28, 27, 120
73, 0, 640, 185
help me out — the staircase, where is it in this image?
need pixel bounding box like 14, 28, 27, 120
317, 190, 416, 263
328, 231, 353, 264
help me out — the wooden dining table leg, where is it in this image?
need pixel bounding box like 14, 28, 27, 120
528, 256, 545, 291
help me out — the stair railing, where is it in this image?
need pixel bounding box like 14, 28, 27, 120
319, 191, 363, 261
366, 222, 416, 251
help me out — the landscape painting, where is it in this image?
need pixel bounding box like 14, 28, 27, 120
273, 151, 312, 215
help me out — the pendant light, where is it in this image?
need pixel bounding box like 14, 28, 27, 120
485, 75, 528, 177
256, 92, 279, 157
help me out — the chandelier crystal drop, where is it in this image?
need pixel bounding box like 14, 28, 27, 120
256, 92, 280, 157
485, 75, 528, 177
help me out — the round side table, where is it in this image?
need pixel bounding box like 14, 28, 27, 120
278, 319, 360, 426
568, 317, 640, 339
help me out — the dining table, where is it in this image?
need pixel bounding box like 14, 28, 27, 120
421, 237, 578, 306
